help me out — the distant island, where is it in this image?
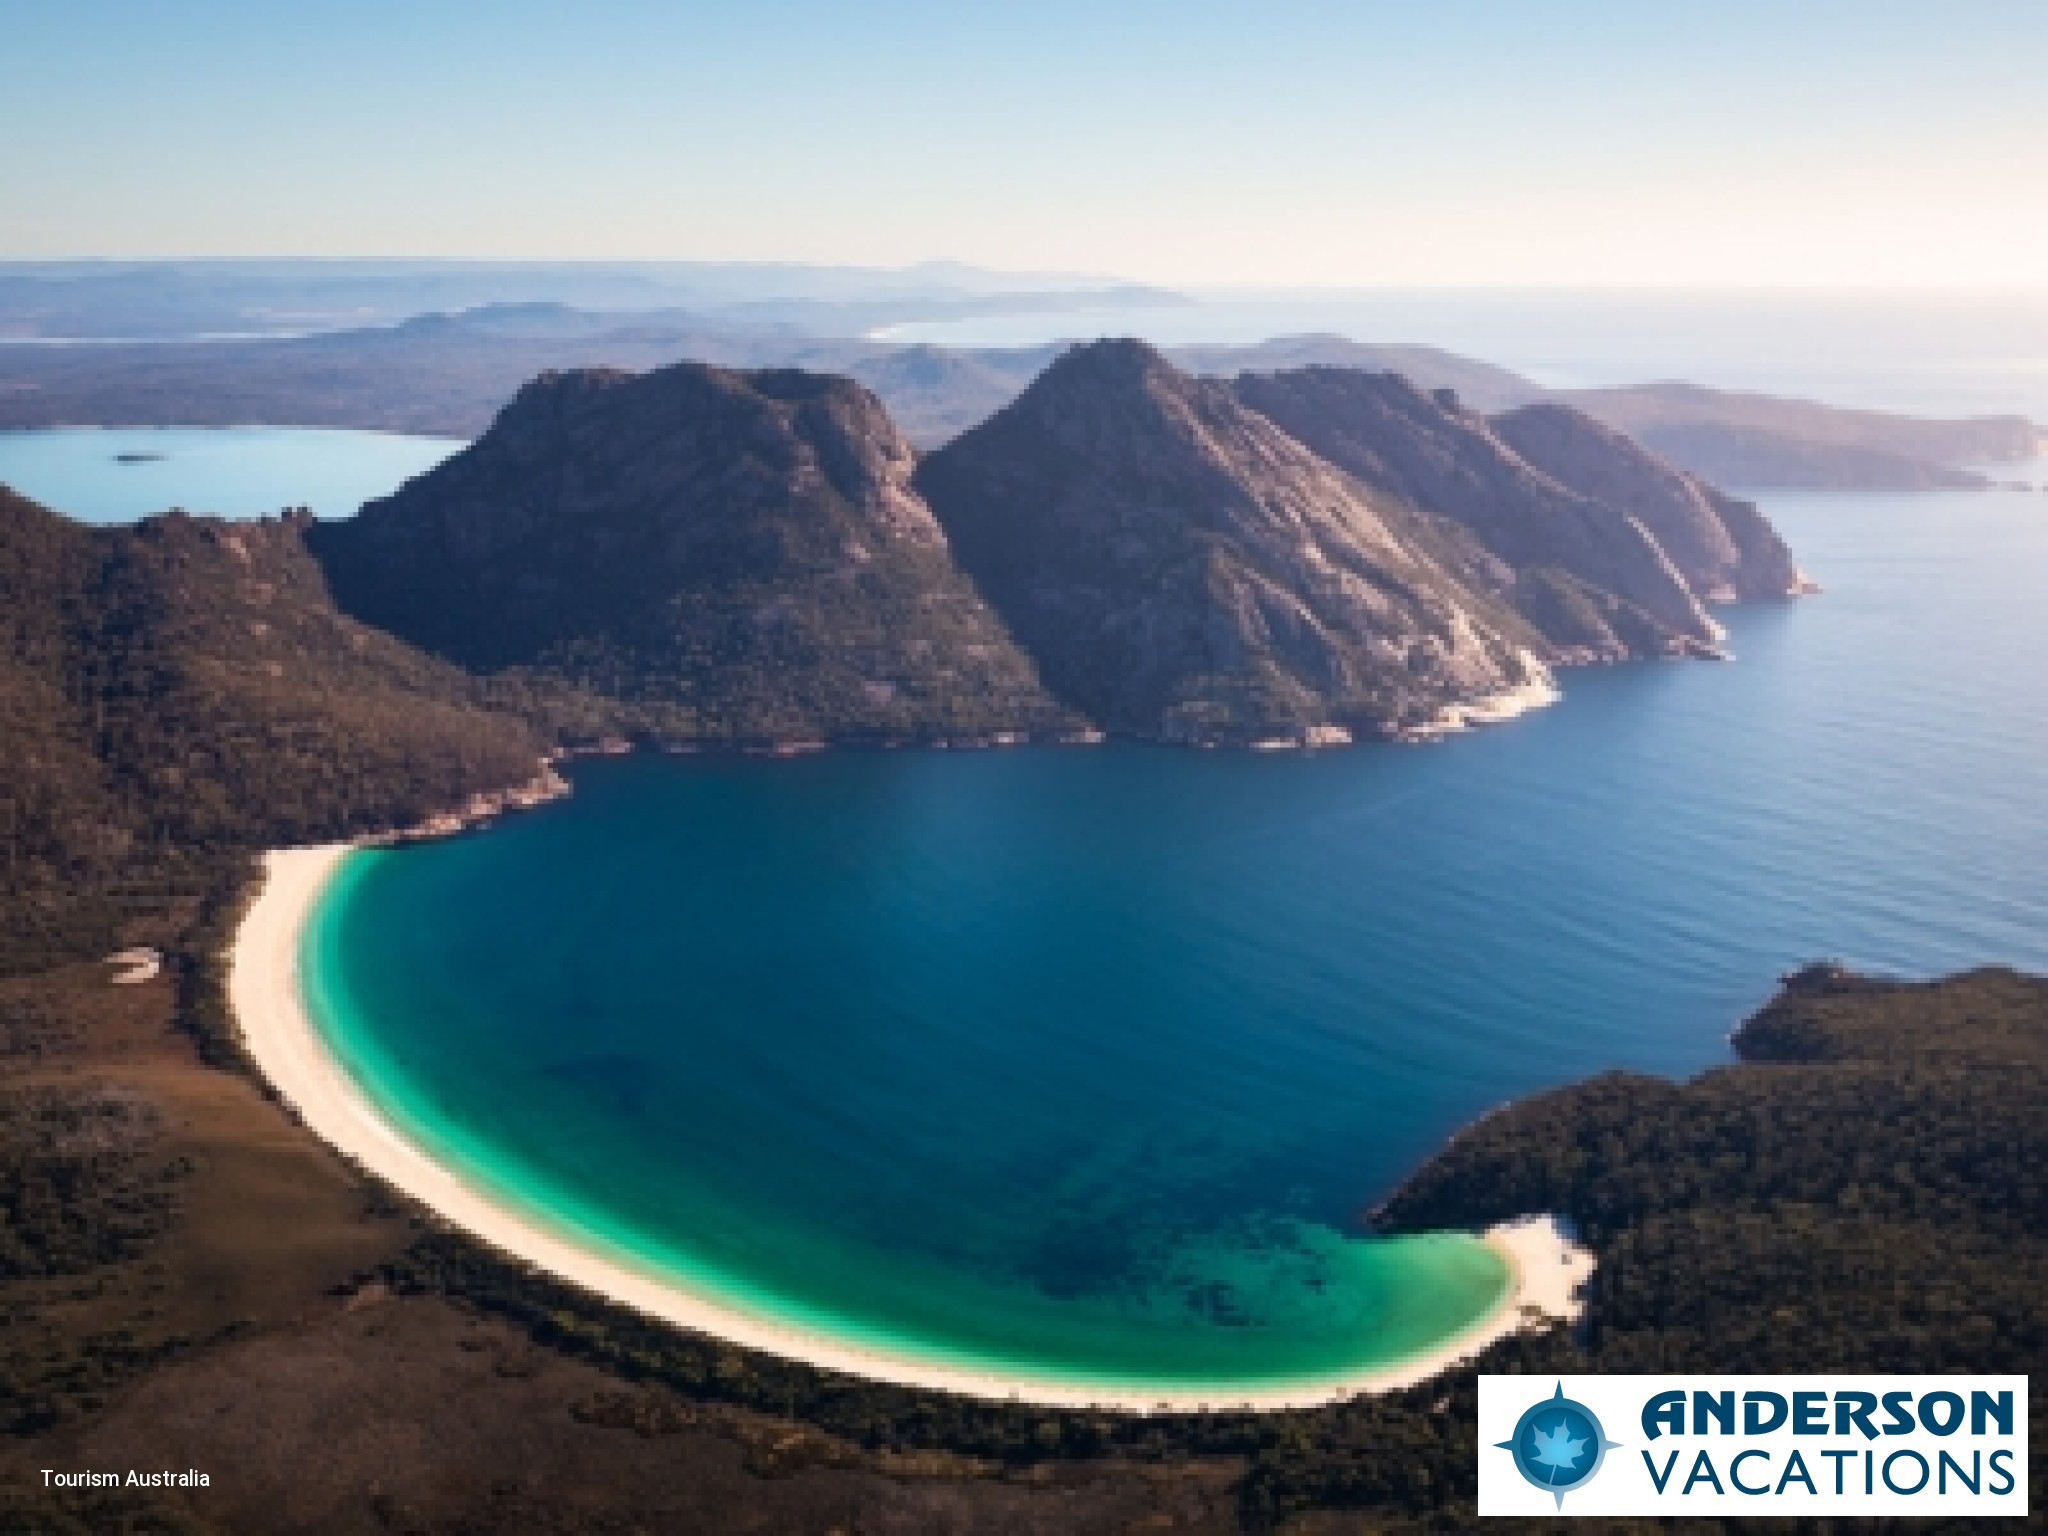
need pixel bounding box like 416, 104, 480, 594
112, 450, 166, 464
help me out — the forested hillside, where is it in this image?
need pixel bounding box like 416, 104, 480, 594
0, 486, 545, 972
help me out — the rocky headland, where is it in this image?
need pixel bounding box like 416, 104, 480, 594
915, 341, 1558, 742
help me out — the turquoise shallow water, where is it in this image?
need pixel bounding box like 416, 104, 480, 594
301, 482, 2048, 1393
0, 426, 463, 524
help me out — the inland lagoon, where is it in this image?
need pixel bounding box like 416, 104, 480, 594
0, 425, 462, 524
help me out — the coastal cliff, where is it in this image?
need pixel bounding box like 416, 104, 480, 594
1230, 367, 1728, 659
1490, 401, 1808, 601
914, 341, 1557, 743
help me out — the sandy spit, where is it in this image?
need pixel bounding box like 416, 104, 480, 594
230, 844, 1591, 1413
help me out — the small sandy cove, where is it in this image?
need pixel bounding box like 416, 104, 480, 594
230, 844, 1594, 1414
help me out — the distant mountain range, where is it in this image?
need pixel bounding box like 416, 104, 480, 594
0, 259, 1189, 340
1, 302, 2033, 491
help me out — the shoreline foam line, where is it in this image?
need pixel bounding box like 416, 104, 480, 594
230, 844, 1593, 1413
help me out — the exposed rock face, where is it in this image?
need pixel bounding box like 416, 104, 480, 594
1491, 403, 1807, 601
289, 346, 1809, 749
1230, 367, 1722, 656
310, 363, 1067, 741
913, 341, 1552, 741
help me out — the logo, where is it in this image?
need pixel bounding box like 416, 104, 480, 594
1479, 1375, 2027, 1516
1495, 1382, 1622, 1509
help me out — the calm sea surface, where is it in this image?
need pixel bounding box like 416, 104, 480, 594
0, 426, 462, 524
303, 476, 2048, 1393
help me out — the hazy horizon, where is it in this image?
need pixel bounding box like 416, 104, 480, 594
10, 259, 2048, 298
6, 2, 2044, 288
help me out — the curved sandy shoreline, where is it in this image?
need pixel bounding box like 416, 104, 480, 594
229, 843, 1593, 1413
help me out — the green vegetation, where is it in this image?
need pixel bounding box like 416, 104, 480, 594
0, 965, 199, 1441
0, 485, 545, 975
0, 1087, 181, 1284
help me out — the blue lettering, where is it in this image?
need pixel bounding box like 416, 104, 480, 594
1835, 1391, 1878, 1439
1642, 1390, 1685, 1441
1880, 1391, 1916, 1435
1730, 1449, 1770, 1495
1919, 1391, 1964, 1436
1971, 1390, 2013, 1436
1990, 1449, 2015, 1495
1642, 1449, 1680, 1493
1776, 1450, 1817, 1495
1792, 1392, 1828, 1434
1744, 1391, 1788, 1435
1683, 1450, 1725, 1495
1883, 1449, 1929, 1495
1694, 1390, 1734, 1435
1938, 1450, 1980, 1494
1821, 1448, 1857, 1493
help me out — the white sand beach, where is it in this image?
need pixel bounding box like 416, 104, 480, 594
230, 844, 1593, 1413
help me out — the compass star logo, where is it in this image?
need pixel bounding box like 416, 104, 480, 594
1495, 1382, 1622, 1509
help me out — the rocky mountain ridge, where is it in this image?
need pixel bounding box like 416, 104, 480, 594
0, 340, 1815, 952
308, 363, 1074, 743
301, 341, 1809, 747
915, 341, 1558, 742
1232, 369, 1720, 662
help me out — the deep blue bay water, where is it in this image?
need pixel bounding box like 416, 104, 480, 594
302, 479, 2048, 1395
0, 426, 463, 524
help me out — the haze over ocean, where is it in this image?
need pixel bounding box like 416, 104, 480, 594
892, 290, 2048, 422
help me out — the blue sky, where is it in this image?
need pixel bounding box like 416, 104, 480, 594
3, 1, 2043, 286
